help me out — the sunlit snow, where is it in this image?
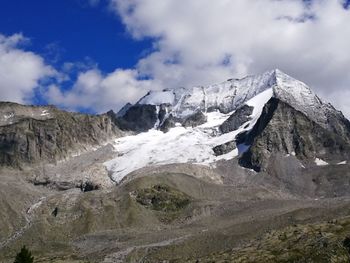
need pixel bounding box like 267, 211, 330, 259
337, 161, 347, 165
105, 89, 273, 183
315, 158, 329, 166
104, 69, 346, 183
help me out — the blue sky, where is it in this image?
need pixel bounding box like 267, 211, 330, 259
0, 0, 350, 116
0, 0, 150, 72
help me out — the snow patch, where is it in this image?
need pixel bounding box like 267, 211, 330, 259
154, 106, 160, 128
245, 88, 273, 130
246, 88, 273, 117
199, 110, 232, 128
4, 113, 14, 119
337, 161, 347, 165
315, 158, 329, 166
41, 110, 50, 116
138, 90, 175, 105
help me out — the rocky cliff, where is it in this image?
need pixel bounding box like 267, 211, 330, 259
238, 98, 350, 171
0, 102, 123, 167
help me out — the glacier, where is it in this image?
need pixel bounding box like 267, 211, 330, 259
105, 88, 274, 183
105, 69, 338, 183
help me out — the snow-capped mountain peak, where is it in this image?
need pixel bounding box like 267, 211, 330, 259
271, 69, 331, 126
136, 69, 329, 126
137, 69, 277, 117
107, 69, 349, 183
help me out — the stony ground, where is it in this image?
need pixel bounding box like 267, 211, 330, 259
1, 150, 350, 262
185, 217, 350, 262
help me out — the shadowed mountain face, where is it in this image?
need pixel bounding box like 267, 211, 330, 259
0, 102, 123, 167
238, 98, 350, 172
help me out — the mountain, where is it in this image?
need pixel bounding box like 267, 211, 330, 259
0, 102, 123, 167
107, 69, 350, 182
0, 102, 124, 192
118, 69, 347, 130
1, 69, 350, 262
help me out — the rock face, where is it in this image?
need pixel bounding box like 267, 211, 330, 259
239, 98, 350, 172
116, 102, 132, 117
114, 104, 158, 132
0, 102, 123, 167
220, 105, 253, 133
324, 107, 350, 144
213, 141, 237, 156
116, 103, 207, 133
182, 111, 207, 128
159, 114, 181, 132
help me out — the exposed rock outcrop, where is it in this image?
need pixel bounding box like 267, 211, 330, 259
182, 111, 207, 128
115, 104, 158, 132
213, 141, 237, 156
0, 102, 123, 167
117, 102, 207, 133
116, 102, 132, 117
159, 114, 181, 132
324, 107, 350, 143
220, 105, 253, 133
239, 98, 350, 172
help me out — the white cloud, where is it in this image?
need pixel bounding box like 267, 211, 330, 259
109, 0, 350, 117
2, 1, 350, 117
0, 33, 56, 103
0, 33, 154, 114
45, 68, 160, 113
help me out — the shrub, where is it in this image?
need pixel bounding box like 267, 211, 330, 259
14, 246, 34, 263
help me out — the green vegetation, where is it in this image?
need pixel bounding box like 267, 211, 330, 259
133, 184, 190, 223
14, 246, 34, 263
135, 184, 190, 212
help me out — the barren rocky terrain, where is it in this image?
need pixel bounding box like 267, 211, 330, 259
1, 70, 350, 262
1, 150, 350, 262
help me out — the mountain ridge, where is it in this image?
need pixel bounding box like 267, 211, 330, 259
1, 69, 350, 262
105, 69, 350, 182
117, 69, 344, 133
1, 69, 349, 182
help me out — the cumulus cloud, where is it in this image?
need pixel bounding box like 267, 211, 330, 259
2, 1, 350, 117
0, 33, 56, 103
45, 68, 160, 113
0, 33, 153, 113
109, 0, 350, 117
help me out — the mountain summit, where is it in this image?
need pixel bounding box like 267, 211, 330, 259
118, 69, 342, 130
106, 69, 350, 181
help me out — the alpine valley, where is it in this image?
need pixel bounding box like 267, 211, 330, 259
1, 69, 350, 262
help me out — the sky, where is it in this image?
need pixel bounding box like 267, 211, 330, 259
0, 0, 350, 117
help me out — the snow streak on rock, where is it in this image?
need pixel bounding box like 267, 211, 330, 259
315, 158, 329, 166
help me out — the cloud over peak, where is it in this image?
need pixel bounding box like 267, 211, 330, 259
45, 68, 160, 113
109, 0, 350, 116
1, 1, 350, 117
